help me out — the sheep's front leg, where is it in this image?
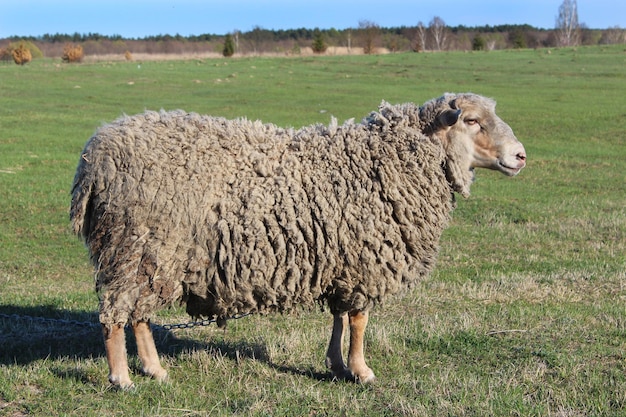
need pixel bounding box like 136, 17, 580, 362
347, 310, 376, 383
103, 324, 134, 389
133, 321, 168, 382
325, 312, 352, 380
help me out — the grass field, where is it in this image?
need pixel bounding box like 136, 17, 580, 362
0, 46, 625, 416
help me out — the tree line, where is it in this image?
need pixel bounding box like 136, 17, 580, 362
2, 20, 625, 60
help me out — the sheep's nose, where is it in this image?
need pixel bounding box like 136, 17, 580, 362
516, 151, 526, 162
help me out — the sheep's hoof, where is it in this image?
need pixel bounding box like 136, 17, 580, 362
109, 374, 135, 390
330, 367, 376, 384
352, 366, 376, 384
143, 367, 168, 383
355, 372, 377, 384
119, 381, 136, 390
329, 367, 354, 382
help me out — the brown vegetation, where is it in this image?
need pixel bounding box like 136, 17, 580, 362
12, 42, 32, 65
359, 20, 381, 54
62, 43, 84, 63
0, 47, 12, 61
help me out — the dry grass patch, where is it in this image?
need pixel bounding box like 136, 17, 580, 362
449, 269, 625, 305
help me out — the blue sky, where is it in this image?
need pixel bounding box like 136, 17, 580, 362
1, 0, 624, 38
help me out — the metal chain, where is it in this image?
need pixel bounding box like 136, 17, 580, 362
155, 313, 251, 331
0, 312, 251, 332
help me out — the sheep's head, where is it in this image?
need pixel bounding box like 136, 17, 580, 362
420, 93, 527, 196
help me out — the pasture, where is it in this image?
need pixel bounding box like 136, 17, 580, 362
0, 46, 625, 416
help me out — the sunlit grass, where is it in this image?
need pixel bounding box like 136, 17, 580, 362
0, 45, 624, 416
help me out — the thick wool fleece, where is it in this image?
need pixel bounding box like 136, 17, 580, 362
71, 100, 456, 329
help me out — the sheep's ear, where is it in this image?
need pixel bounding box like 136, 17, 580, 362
439, 109, 461, 127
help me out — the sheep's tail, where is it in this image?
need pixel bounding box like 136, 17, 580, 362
69, 155, 93, 241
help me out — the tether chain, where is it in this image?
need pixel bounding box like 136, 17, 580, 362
156, 313, 251, 331
0, 312, 251, 331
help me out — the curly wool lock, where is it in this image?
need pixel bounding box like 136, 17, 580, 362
71, 100, 453, 328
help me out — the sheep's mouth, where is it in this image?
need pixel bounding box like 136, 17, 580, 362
497, 160, 525, 176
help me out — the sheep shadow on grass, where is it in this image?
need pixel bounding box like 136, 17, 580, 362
0, 304, 103, 365
151, 323, 329, 382
0, 304, 330, 383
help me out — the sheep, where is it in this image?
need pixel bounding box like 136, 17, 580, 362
70, 93, 526, 388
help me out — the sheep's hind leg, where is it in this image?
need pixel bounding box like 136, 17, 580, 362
103, 324, 134, 389
325, 313, 353, 380
347, 310, 376, 383
133, 320, 168, 382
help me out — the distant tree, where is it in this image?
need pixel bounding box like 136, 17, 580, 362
311, 30, 327, 53
600, 26, 626, 44
414, 21, 427, 52
359, 20, 381, 54
248, 26, 265, 54
556, 0, 580, 46
223, 33, 235, 57
346, 29, 352, 52
384, 33, 399, 52
579, 23, 599, 45
429, 16, 448, 51
472, 34, 486, 51
233, 30, 240, 52
510, 30, 527, 48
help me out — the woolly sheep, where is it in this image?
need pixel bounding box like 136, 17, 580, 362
70, 93, 526, 388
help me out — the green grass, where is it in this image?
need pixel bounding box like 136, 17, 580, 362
1, 46, 625, 416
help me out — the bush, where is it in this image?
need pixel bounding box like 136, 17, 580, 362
312, 31, 327, 53
11, 40, 43, 58
12, 43, 32, 65
124, 50, 133, 61
510, 31, 527, 49
0, 47, 13, 62
223, 34, 235, 57
472, 35, 486, 51
5, 40, 42, 65
290, 44, 301, 55
62, 43, 84, 63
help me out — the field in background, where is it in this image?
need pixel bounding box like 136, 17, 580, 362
0, 46, 624, 416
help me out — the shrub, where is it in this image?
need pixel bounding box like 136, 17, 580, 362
5, 40, 42, 65
62, 43, 84, 63
359, 20, 381, 54
124, 50, 133, 61
312, 31, 327, 54
290, 44, 301, 55
0, 47, 12, 62
472, 35, 486, 51
223, 34, 235, 57
12, 43, 32, 65
9, 40, 43, 58
510, 31, 527, 49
